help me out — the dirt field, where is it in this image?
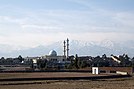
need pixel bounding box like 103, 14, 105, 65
0, 72, 111, 79
0, 73, 133, 89
0, 77, 134, 89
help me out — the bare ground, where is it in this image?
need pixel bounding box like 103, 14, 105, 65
0, 73, 133, 89
0, 72, 109, 79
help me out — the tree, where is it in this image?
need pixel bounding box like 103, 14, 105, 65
102, 54, 107, 59
18, 55, 24, 62
0, 57, 5, 60
0, 57, 5, 65
92, 56, 101, 67
30, 59, 34, 69
131, 57, 134, 67
37, 59, 47, 70
74, 54, 79, 69
119, 54, 131, 67
66, 54, 80, 69
80, 60, 88, 68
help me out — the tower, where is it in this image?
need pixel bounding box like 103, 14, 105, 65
63, 40, 66, 57
66, 38, 69, 58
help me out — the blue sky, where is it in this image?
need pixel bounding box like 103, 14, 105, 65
0, 0, 134, 48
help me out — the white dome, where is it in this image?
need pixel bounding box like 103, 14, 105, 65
49, 50, 57, 56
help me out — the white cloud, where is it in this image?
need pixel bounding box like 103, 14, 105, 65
0, 3, 134, 48
67, 0, 95, 9
0, 32, 133, 48
113, 12, 134, 28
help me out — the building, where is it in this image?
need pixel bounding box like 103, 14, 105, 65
42, 50, 66, 62
42, 38, 70, 62
41, 50, 70, 69
92, 67, 100, 74
23, 38, 70, 69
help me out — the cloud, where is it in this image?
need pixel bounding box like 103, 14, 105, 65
0, 31, 133, 48
0, 2, 134, 48
21, 24, 62, 32
67, 0, 95, 10
113, 12, 134, 28
1, 6, 134, 33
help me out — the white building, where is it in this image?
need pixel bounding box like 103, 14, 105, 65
92, 67, 100, 74
42, 50, 66, 62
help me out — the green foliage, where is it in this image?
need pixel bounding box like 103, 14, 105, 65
74, 54, 79, 69
0, 57, 5, 60
131, 57, 134, 67
67, 54, 91, 69
37, 59, 47, 70
119, 54, 131, 67
79, 61, 88, 68
18, 55, 24, 62
66, 63, 74, 69
66, 54, 79, 69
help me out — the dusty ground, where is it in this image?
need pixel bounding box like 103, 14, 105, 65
0, 73, 133, 89
0, 72, 111, 79
0, 77, 134, 89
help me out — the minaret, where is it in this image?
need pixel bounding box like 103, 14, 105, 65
66, 38, 69, 58
63, 40, 66, 57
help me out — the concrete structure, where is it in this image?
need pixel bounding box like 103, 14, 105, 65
63, 40, 66, 57
32, 59, 38, 68
99, 67, 133, 74
92, 67, 100, 74
66, 38, 69, 58
24, 57, 40, 69
43, 50, 66, 62
41, 50, 70, 69
116, 71, 128, 75
111, 56, 121, 63
24, 38, 70, 69
43, 38, 69, 61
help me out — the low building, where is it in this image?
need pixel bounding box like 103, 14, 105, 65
41, 50, 70, 69
92, 67, 100, 74
42, 50, 66, 62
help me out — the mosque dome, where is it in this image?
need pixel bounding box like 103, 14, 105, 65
49, 50, 57, 56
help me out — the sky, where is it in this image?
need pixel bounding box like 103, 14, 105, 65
0, 0, 134, 48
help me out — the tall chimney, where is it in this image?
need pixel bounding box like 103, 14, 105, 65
63, 40, 66, 57
66, 38, 69, 58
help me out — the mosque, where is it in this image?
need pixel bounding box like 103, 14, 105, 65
24, 38, 70, 69
42, 38, 70, 63
43, 50, 66, 62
